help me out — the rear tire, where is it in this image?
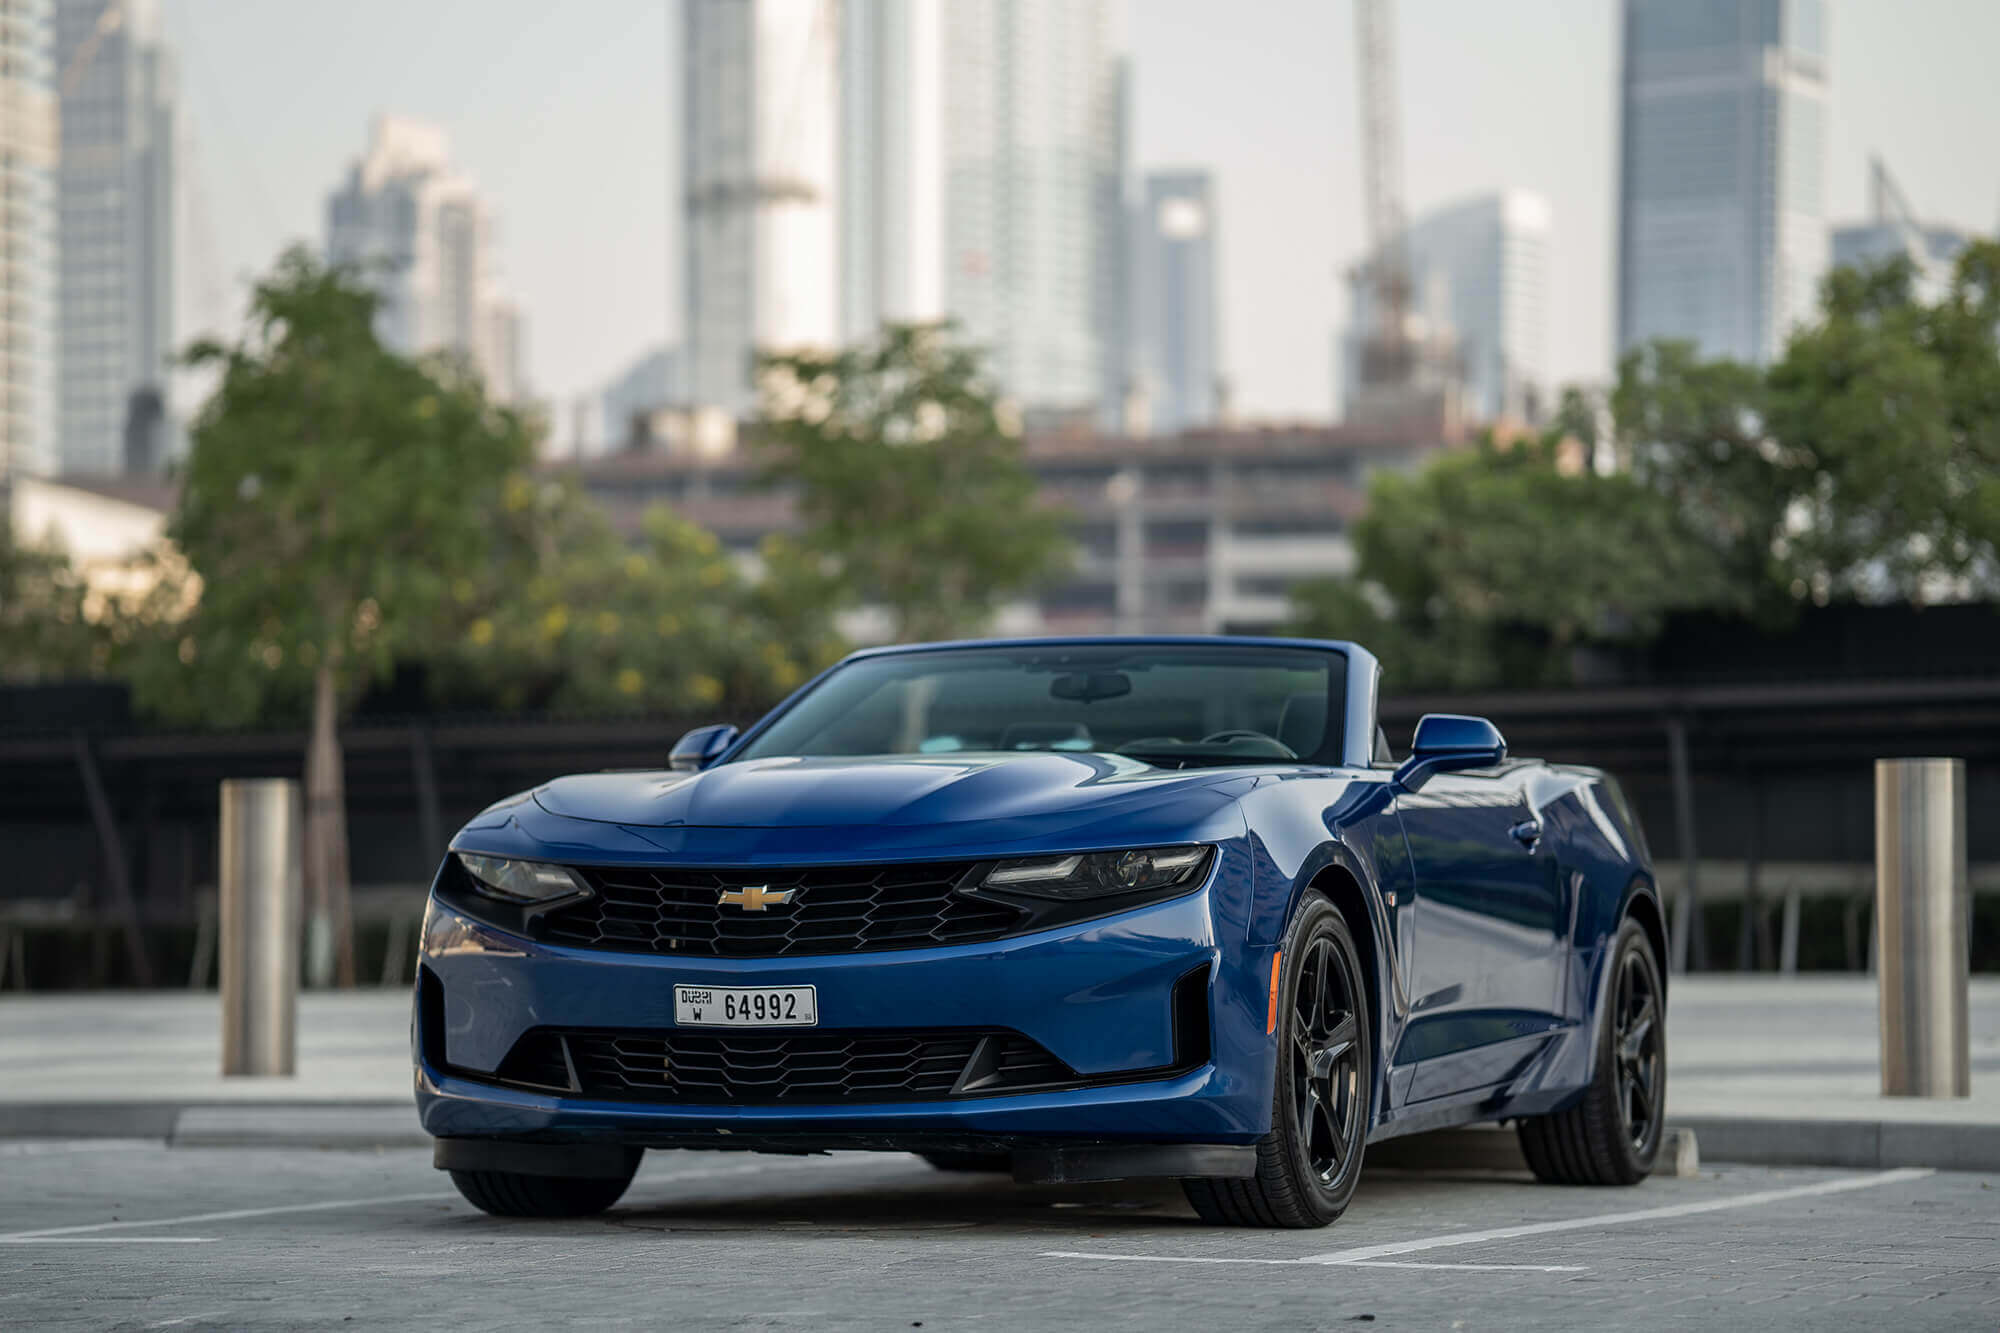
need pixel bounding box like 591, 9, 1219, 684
919, 1151, 1010, 1173
1183, 893, 1371, 1228
450, 1159, 640, 1218
1518, 916, 1665, 1186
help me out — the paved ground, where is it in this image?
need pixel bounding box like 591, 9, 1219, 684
1, 1142, 1995, 1329
1667, 977, 2000, 1123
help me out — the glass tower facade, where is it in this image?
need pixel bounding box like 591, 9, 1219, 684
1617, 0, 1828, 365
1131, 169, 1218, 435
54, 0, 175, 474
0, 0, 58, 479
682, 0, 840, 417
942, 0, 1125, 424
324, 116, 524, 403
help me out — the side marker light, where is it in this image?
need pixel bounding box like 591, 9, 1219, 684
1266, 951, 1283, 1035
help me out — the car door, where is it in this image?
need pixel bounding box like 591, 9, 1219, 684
1392, 764, 1570, 1101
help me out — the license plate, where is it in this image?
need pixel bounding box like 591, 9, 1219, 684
674, 984, 817, 1027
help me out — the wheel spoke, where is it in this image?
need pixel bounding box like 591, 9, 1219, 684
1629, 1066, 1655, 1125
1301, 945, 1327, 1034
1324, 1013, 1357, 1060
1312, 1094, 1343, 1174
1620, 998, 1655, 1065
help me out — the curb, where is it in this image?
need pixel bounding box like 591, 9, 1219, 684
1670, 1115, 2000, 1173
170, 1104, 429, 1150
0, 1101, 417, 1147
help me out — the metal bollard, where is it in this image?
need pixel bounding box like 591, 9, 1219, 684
1874, 758, 1969, 1097
220, 779, 302, 1076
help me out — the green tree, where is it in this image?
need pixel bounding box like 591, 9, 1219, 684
0, 526, 104, 683
1290, 431, 1743, 691
755, 323, 1071, 642
1763, 242, 2000, 601
163, 247, 534, 985
1612, 340, 1787, 606
428, 477, 844, 716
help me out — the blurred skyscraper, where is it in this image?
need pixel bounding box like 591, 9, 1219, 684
682, 0, 840, 417
1831, 158, 1974, 303
838, 0, 943, 343
679, 0, 1127, 426
325, 116, 525, 402
599, 343, 687, 449
54, 0, 176, 475
1342, 190, 1550, 425
1617, 0, 1828, 365
0, 0, 58, 480
942, 0, 1126, 427
1130, 170, 1219, 436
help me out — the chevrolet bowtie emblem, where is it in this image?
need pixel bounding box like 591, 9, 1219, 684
718, 884, 795, 911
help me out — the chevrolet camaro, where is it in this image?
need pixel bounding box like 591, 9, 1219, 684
414, 637, 1668, 1228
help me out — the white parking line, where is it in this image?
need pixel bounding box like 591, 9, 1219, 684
0, 1192, 454, 1241
1042, 1253, 1584, 1272
0, 1237, 217, 1245
0, 1139, 160, 1159
1042, 1168, 1934, 1271
0, 1149, 902, 1242
1298, 1167, 1933, 1264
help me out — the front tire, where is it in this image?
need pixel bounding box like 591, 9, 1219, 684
450, 1158, 640, 1218
1183, 893, 1371, 1228
1518, 916, 1665, 1185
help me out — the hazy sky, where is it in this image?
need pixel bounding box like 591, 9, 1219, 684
162, 0, 2000, 434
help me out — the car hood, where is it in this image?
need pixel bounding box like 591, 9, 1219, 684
530, 752, 1254, 831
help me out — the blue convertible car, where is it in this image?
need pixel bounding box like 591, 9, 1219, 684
416, 638, 1667, 1228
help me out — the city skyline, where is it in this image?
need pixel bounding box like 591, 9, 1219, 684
123, 0, 2000, 446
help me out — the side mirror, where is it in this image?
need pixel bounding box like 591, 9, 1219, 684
669, 723, 739, 772
1392, 714, 1507, 792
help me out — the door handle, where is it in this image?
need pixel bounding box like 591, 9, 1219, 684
1509, 819, 1543, 850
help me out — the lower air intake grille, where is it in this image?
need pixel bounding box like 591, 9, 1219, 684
489, 1028, 1080, 1105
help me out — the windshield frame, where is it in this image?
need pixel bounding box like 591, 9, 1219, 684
721, 637, 1371, 771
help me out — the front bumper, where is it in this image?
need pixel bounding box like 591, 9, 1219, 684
415, 865, 1275, 1148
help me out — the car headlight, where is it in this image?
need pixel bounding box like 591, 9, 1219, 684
979, 845, 1211, 900
454, 853, 591, 905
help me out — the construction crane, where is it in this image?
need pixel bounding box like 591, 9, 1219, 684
1352, 0, 1413, 393
1347, 0, 1459, 425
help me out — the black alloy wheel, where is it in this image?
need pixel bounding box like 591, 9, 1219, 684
1611, 939, 1663, 1154
1518, 915, 1666, 1186
1184, 892, 1371, 1227
1290, 932, 1366, 1188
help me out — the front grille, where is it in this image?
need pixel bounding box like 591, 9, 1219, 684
490, 1028, 1078, 1105
539, 861, 1025, 959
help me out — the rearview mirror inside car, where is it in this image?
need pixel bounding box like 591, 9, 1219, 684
1049, 671, 1132, 703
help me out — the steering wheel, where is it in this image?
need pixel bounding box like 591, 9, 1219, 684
1201, 730, 1298, 757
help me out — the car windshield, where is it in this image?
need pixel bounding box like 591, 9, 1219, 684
734, 645, 1347, 768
